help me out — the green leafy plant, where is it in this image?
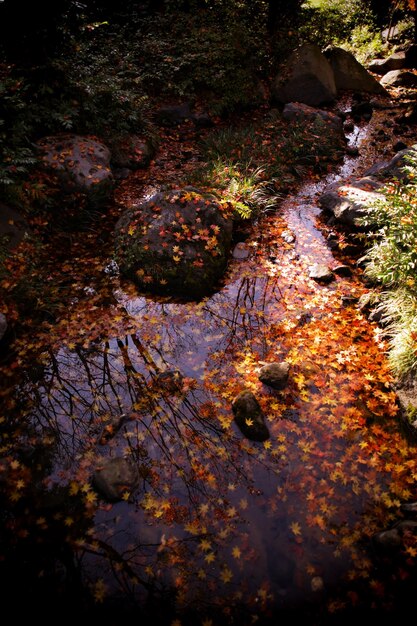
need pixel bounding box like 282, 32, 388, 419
0, 69, 37, 193
359, 155, 417, 376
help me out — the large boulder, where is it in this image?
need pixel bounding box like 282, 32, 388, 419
114, 188, 233, 300
272, 43, 337, 106
324, 47, 387, 95
36, 134, 114, 207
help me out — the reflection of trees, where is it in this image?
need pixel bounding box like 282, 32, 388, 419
9, 271, 291, 612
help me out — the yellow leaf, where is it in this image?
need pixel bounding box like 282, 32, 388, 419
290, 521, 302, 536
93, 579, 107, 603
199, 539, 211, 552
232, 546, 241, 559
205, 552, 215, 563
220, 567, 233, 583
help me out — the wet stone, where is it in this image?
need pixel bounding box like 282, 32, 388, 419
281, 230, 296, 244
233, 242, 251, 260
154, 369, 184, 394
0, 313, 7, 343
309, 264, 334, 283
232, 390, 270, 442
333, 264, 353, 277
92, 456, 140, 502
258, 362, 290, 390
401, 501, 417, 515
341, 295, 359, 307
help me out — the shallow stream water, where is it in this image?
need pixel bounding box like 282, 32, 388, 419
1, 117, 417, 625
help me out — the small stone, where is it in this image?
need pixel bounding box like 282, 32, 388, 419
233, 242, 251, 260
232, 390, 270, 442
154, 369, 184, 394
281, 230, 295, 244
93, 456, 140, 502
373, 527, 402, 549
401, 501, 417, 514
311, 576, 324, 592
341, 295, 359, 306
333, 264, 353, 277
258, 362, 290, 390
0, 313, 7, 343
309, 264, 334, 283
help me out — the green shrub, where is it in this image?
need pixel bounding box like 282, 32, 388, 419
359, 155, 417, 376
193, 110, 346, 219
299, 0, 377, 50
0, 68, 37, 193
137, 12, 267, 114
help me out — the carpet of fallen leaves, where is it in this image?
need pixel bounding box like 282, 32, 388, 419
1, 103, 417, 624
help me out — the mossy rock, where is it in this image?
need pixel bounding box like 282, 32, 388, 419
114, 188, 233, 300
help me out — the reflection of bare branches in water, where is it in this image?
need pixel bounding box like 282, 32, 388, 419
202, 274, 284, 355
13, 271, 292, 611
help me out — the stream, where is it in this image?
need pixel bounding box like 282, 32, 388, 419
1, 116, 417, 624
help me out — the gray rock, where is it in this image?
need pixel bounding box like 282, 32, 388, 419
0, 313, 7, 343
92, 456, 140, 502
373, 520, 417, 550
333, 265, 352, 277
373, 527, 402, 549
282, 102, 344, 137
401, 501, 417, 515
36, 134, 114, 206
272, 43, 337, 106
110, 135, 155, 170
309, 264, 334, 283
324, 46, 387, 94
380, 69, 417, 88
319, 178, 385, 228
233, 242, 251, 260
368, 52, 406, 75
341, 295, 359, 306
114, 188, 233, 299
364, 145, 417, 182
232, 390, 270, 442
258, 362, 290, 390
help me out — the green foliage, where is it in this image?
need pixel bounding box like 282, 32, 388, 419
359, 155, 417, 376
299, 0, 377, 50
194, 110, 345, 219
342, 24, 386, 63
0, 69, 37, 193
22, 24, 151, 145
137, 12, 268, 114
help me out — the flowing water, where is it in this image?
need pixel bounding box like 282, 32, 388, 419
1, 120, 417, 624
